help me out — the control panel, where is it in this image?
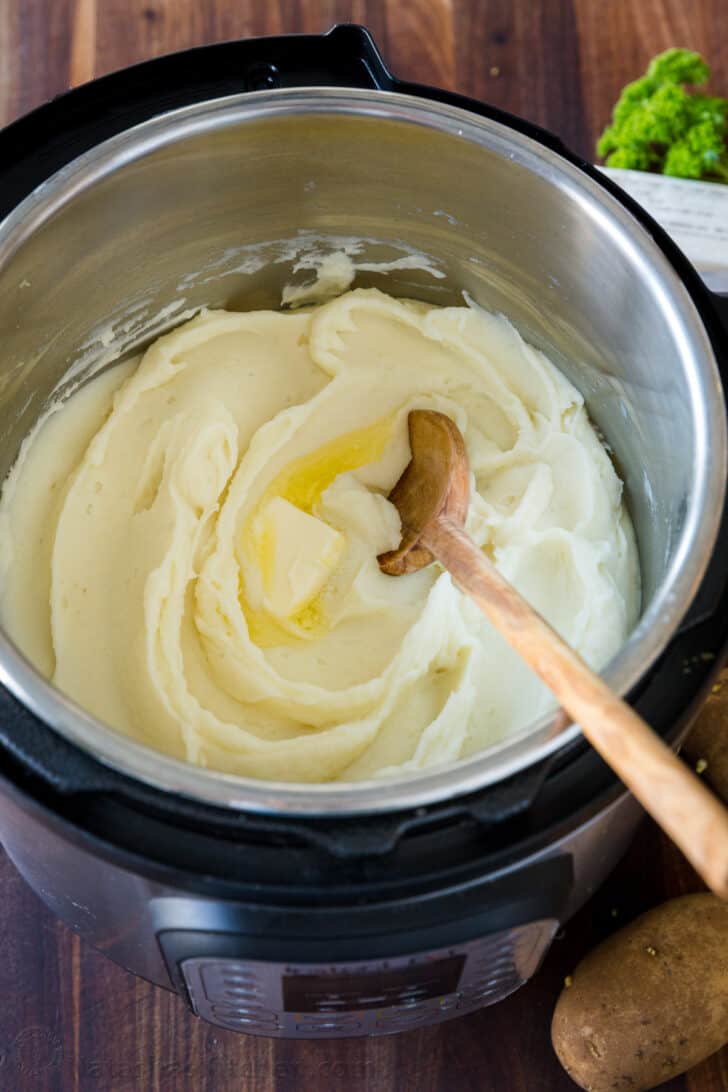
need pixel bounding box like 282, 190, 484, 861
179, 919, 557, 1037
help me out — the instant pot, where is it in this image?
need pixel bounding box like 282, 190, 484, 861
0, 25, 727, 1039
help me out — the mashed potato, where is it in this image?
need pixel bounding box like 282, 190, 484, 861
0, 288, 640, 782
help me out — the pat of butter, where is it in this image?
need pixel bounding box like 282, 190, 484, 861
257, 496, 345, 620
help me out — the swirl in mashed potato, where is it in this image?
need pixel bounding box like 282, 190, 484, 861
0, 288, 640, 782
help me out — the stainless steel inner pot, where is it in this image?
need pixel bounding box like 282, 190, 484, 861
0, 88, 724, 814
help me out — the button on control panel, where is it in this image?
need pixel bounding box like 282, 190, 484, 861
179, 918, 557, 1038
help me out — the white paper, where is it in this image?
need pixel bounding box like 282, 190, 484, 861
601, 167, 728, 291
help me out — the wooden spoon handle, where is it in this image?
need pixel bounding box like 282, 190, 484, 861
424, 516, 728, 898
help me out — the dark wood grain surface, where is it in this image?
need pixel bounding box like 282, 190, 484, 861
1, 2, 728, 1089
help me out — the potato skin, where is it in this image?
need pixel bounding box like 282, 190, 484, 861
551, 894, 728, 1091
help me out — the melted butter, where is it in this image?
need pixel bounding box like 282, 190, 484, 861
256, 518, 275, 597
266, 414, 395, 515
243, 600, 327, 649
240, 414, 395, 646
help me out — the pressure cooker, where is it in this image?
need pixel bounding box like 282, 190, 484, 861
0, 25, 726, 1038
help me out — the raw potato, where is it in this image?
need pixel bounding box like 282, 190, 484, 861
551, 894, 728, 1091
683, 672, 728, 804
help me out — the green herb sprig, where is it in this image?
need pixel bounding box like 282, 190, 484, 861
597, 48, 728, 182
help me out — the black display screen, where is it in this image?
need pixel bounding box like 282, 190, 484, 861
282, 955, 465, 1013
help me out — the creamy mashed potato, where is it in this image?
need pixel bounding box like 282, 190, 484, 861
0, 288, 640, 782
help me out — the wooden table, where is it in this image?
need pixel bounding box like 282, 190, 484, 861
1, 2, 727, 1089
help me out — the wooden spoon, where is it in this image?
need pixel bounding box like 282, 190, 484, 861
379, 409, 728, 898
